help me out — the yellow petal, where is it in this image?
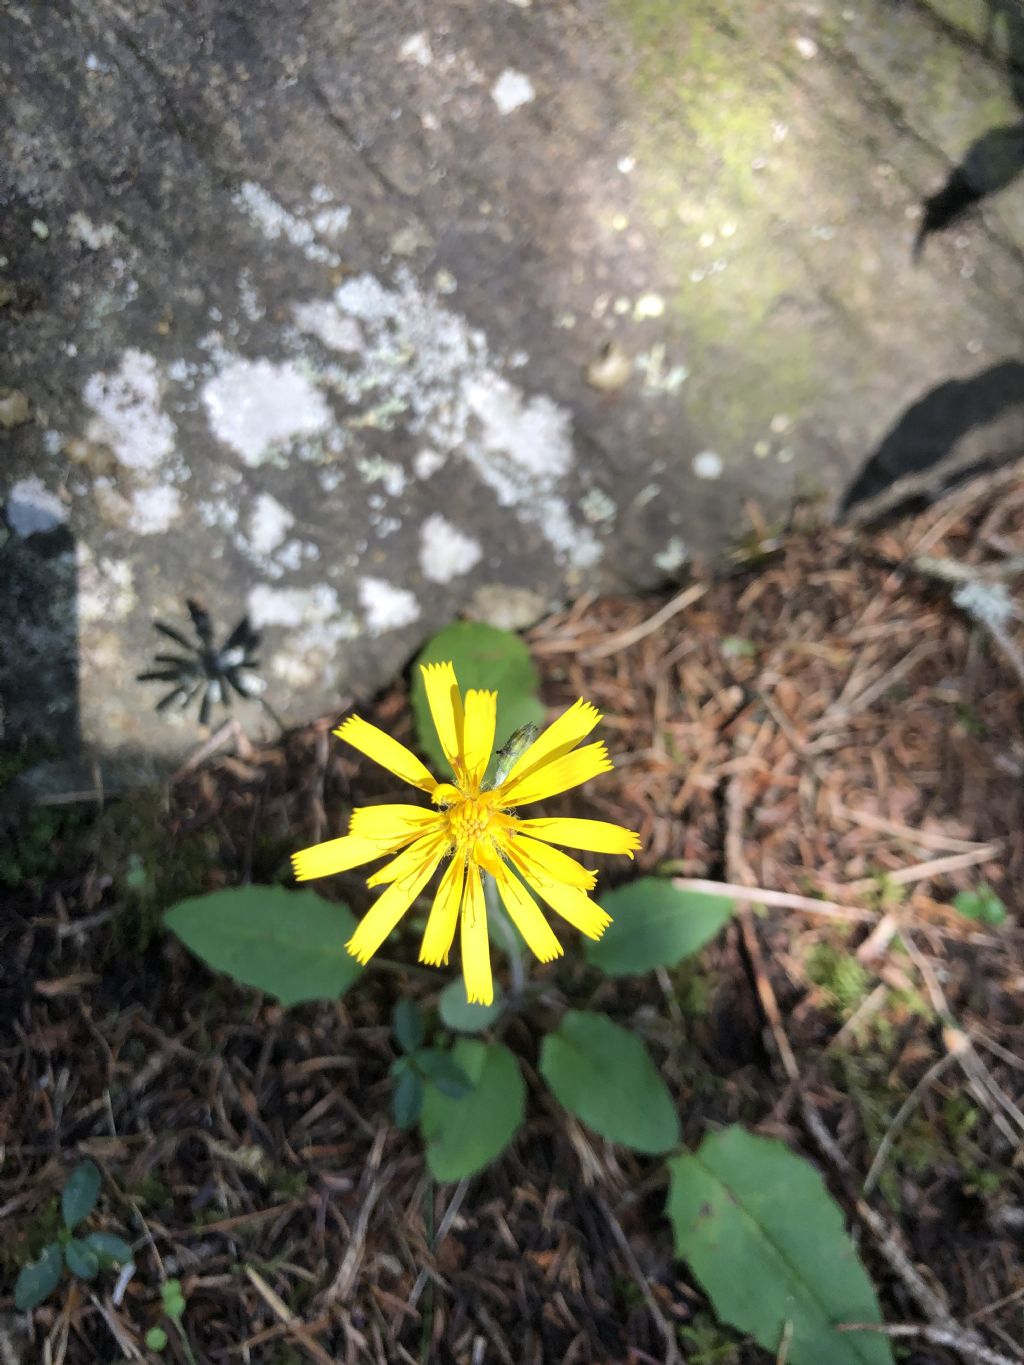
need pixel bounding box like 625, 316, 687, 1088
506, 833, 597, 890
462, 689, 497, 782
499, 742, 612, 806
505, 844, 611, 940
346, 843, 446, 964
501, 698, 601, 787
491, 860, 563, 963
349, 804, 441, 841
292, 834, 396, 882
420, 662, 464, 774
367, 830, 450, 887
420, 853, 465, 966
460, 863, 493, 1004
334, 715, 438, 793
515, 817, 641, 859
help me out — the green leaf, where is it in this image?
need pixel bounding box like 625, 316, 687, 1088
14, 1243, 64, 1310
62, 1159, 102, 1229
145, 1327, 169, 1351
162, 1278, 186, 1319
411, 623, 544, 775
420, 1040, 525, 1180
415, 1048, 473, 1098
587, 879, 734, 976
667, 1127, 894, 1365
439, 978, 503, 1033
392, 998, 424, 1052
539, 1010, 679, 1153
392, 1067, 423, 1130
952, 884, 1007, 925
165, 887, 362, 1007
84, 1231, 134, 1267
64, 1238, 100, 1280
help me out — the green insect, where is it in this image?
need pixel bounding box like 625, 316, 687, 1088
492, 722, 540, 787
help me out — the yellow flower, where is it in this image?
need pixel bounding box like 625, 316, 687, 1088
292, 662, 640, 1004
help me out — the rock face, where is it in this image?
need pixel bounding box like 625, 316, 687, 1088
2, 0, 1023, 791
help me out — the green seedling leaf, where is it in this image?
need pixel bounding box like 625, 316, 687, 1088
392, 998, 424, 1052
145, 1327, 169, 1351
415, 1048, 473, 1098
162, 1278, 186, 1318
421, 1040, 525, 1180
64, 1238, 100, 1280
952, 884, 1007, 926
540, 1010, 679, 1153
84, 1231, 134, 1267
439, 978, 503, 1033
588, 879, 734, 976
14, 1243, 64, 1310
165, 886, 361, 1007
62, 1159, 102, 1229
392, 1066, 423, 1130
668, 1127, 894, 1365
411, 623, 544, 775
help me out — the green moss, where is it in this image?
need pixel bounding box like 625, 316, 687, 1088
806, 944, 870, 1019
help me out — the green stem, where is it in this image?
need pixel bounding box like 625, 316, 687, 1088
483, 873, 526, 996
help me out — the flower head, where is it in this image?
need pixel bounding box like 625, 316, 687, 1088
292, 662, 640, 1003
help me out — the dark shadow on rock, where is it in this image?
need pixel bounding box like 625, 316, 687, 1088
839, 359, 1024, 520
915, 0, 1024, 256
0, 510, 80, 810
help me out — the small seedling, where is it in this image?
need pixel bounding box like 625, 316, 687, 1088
15, 1160, 134, 1310
389, 1000, 472, 1130
953, 884, 1007, 926
145, 1279, 196, 1362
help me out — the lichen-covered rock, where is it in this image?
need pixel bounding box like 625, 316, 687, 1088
2, 0, 1023, 791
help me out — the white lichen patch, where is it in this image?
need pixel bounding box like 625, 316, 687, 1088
414, 448, 446, 479
399, 32, 433, 66
490, 69, 536, 114
232, 182, 344, 267
249, 493, 295, 556
298, 267, 600, 571
356, 454, 407, 497
6, 478, 68, 536
293, 299, 365, 353
579, 488, 616, 525
419, 514, 483, 583
77, 546, 135, 625
83, 349, 176, 472
359, 577, 421, 635
69, 212, 118, 250
633, 293, 666, 320
128, 484, 182, 534
202, 358, 332, 465
654, 536, 688, 573
247, 583, 360, 688
693, 450, 724, 480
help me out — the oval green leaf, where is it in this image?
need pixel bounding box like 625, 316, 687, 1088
420, 1039, 525, 1180
14, 1243, 64, 1310
145, 1327, 169, 1350
392, 1067, 423, 1130
439, 978, 503, 1033
64, 1238, 100, 1280
62, 1159, 102, 1229
667, 1127, 894, 1365
411, 623, 544, 775
164, 886, 361, 1007
539, 1010, 679, 1154
393, 998, 424, 1053
587, 879, 734, 976
84, 1231, 135, 1267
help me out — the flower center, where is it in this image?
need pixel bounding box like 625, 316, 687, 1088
446, 793, 497, 852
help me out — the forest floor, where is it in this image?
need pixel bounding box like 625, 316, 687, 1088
2, 470, 1024, 1365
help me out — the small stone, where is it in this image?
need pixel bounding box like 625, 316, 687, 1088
0, 389, 31, 428
794, 34, 818, 59
468, 584, 551, 631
